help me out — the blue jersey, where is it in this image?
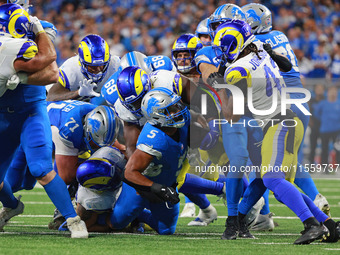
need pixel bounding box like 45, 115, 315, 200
194, 46, 221, 73
102, 55, 174, 106
47, 100, 96, 151
145, 55, 175, 72
136, 120, 189, 187
255, 31, 300, 81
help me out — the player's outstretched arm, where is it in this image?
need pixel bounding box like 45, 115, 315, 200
47, 82, 81, 101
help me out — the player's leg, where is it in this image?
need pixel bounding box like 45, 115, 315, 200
21, 102, 87, 238
262, 119, 328, 244
0, 111, 26, 230
5, 145, 29, 193
221, 118, 249, 239
141, 199, 180, 235
110, 183, 147, 229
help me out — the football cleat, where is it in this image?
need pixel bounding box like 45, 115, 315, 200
322, 219, 340, 243
314, 193, 331, 217
250, 212, 275, 231
238, 215, 255, 238
48, 208, 65, 230
221, 216, 239, 240
66, 216, 88, 238
294, 222, 329, 245
187, 205, 217, 226
245, 197, 265, 228
0, 195, 24, 231
180, 202, 196, 218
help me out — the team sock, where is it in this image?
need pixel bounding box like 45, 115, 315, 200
179, 173, 224, 195
0, 180, 18, 208
183, 193, 210, 210
301, 193, 329, 222
43, 174, 76, 219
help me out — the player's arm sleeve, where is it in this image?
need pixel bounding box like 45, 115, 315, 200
58, 68, 71, 90
263, 44, 292, 72
224, 66, 251, 97
17, 40, 38, 60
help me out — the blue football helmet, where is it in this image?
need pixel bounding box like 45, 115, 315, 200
195, 18, 212, 46
8, 0, 31, 11
141, 87, 189, 128
76, 147, 124, 191
83, 105, 119, 152
171, 33, 203, 73
78, 34, 111, 83
242, 3, 272, 34
0, 3, 30, 38
209, 4, 246, 39
116, 66, 150, 117
213, 19, 254, 64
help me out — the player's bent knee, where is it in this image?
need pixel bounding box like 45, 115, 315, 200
158, 226, 176, 235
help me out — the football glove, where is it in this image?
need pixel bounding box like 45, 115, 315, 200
78, 78, 100, 97
150, 183, 180, 205
207, 72, 224, 89
29, 16, 45, 35
200, 120, 220, 150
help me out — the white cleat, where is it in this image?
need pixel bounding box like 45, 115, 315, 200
180, 202, 196, 217
314, 193, 331, 217
187, 204, 217, 226
246, 197, 265, 229
0, 195, 24, 231
250, 212, 275, 231
66, 216, 88, 238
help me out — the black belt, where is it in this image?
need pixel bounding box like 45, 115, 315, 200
263, 109, 297, 154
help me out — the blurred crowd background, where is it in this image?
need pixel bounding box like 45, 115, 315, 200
28, 0, 340, 166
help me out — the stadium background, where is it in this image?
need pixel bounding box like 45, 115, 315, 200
30, 0, 340, 165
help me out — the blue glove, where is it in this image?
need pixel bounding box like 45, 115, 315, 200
199, 120, 220, 150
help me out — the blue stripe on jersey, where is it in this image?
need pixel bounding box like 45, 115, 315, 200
274, 126, 288, 167
60, 69, 70, 89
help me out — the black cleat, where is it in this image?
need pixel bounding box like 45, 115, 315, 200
322, 219, 340, 243
48, 208, 65, 230
294, 223, 329, 245
238, 215, 255, 239
221, 216, 239, 240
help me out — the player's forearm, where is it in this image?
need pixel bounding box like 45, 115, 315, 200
26, 61, 58, 85
46, 87, 81, 101
32, 32, 57, 70
199, 63, 218, 84
124, 169, 153, 187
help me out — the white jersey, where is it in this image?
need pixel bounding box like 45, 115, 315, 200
0, 34, 38, 96
149, 70, 183, 95
58, 55, 120, 93
76, 185, 122, 212
113, 99, 147, 126
224, 48, 286, 128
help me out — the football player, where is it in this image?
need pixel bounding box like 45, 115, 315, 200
0, 2, 87, 238
242, 3, 330, 219
195, 18, 212, 47
74, 146, 125, 232
213, 19, 339, 244
110, 87, 188, 235
101, 50, 175, 107
47, 34, 120, 105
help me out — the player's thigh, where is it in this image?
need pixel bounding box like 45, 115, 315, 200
110, 183, 147, 229
149, 201, 180, 235
21, 102, 53, 177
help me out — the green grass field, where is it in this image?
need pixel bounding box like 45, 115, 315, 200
1, 178, 340, 255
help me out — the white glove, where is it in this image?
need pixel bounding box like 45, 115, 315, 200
6, 72, 28, 90
78, 78, 100, 97
29, 16, 45, 35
